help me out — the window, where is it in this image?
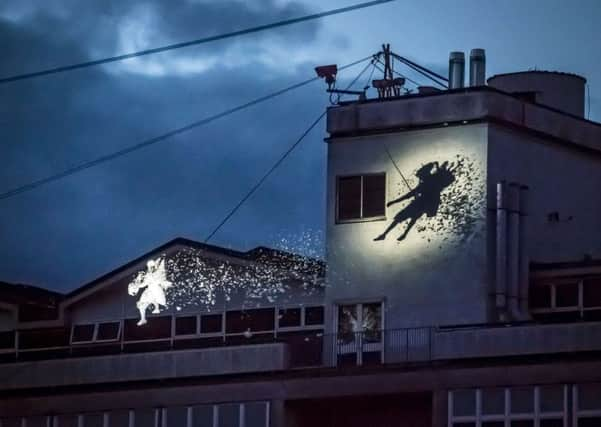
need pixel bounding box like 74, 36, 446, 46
200, 313, 223, 334
124, 316, 171, 341
226, 308, 274, 334
72, 324, 95, 343
175, 316, 198, 336
555, 283, 579, 307
450, 386, 568, 427
530, 285, 552, 309
583, 277, 601, 308
0, 330, 16, 349
337, 174, 386, 222
305, 306, 324, 325
278, 308, 301, 328
96, 322, 120, 341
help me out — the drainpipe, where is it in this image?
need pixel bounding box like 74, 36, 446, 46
495, 182, 508, 320
507, 183, 521, 320
518, 185, 531, 319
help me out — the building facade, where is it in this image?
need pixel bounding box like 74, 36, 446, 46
1, 57, 601, 427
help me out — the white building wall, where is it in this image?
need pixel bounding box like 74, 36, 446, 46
487, 124, 601, 263
325, 124, 490, 330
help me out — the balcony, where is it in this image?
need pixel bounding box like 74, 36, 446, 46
1, 320, 601, 391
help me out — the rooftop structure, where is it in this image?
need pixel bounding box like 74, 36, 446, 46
2, 48, 601, 427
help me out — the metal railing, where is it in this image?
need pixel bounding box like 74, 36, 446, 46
0, 327, 434, 368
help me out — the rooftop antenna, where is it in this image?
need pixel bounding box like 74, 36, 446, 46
372, 44, 405, 98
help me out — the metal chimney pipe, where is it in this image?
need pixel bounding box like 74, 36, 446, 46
469, 48, 486, 86
507, 183, 521, 320
518, 185, 530, 319
448, 52, 465, 89
495, 182, 508, 319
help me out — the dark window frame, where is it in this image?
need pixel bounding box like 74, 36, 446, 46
336, 173, 386, 223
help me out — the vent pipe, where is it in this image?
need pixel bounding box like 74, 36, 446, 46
518, 185, 530, 319
507, 183, 521, 320
448, 52, 465, 89
495, 182, 508, 320
469, 48, 486, 86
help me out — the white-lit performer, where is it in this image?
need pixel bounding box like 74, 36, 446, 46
128, 257, 173, 325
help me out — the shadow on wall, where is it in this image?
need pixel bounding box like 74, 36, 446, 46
374, 155, 484, 245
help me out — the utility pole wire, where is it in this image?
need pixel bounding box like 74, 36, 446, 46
0, 0, 396, 85
204, 111, 326, 243
0, 56, 373, 201
204, 59, 376, 242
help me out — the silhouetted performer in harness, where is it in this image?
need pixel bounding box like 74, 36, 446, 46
374, 161, 456, 241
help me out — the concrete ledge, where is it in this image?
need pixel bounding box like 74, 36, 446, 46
433, 321, 601, 359
0, 343, 289, 390
326, 88, 601, 154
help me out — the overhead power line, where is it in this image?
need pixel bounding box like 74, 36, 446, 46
0, 56, 372, 201
204, 111, 326, 243
0, 0, 395, 85
204, 60, 374, 242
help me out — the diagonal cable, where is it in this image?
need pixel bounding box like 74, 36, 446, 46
0, 0, 395, 85
0, 56, 372, 201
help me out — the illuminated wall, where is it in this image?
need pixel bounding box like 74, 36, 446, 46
325, 124, 489, 329
67, 244, 323, 325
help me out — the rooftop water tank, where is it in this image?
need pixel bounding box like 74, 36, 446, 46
487, 71, 586, 117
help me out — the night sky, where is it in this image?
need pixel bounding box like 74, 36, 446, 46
1, 0, 599, 292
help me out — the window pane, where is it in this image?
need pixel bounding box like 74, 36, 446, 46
578, 383, 601, 410
362, 174, 386, 218
72, 324, 95, 342
175, 316, 197, 336
511, 387, 534, 413
511, 421, 534, 427
83, 414, 104, 427
278, 308, 301, 328
453, 389, 476, 416
124, 317, 171, 341
482, 388, 505, 415
226, 309, 274, 334
191, 406, 213, 427
362, 303, 382, 342
18, 328, 69, 349
244, 402, 267, 427
248, 308, 275, 331
134, 409, 155, 427
56, 415, 78, 427
108, 410, 130, 427
25, 417, 48, 427
338, 305, 358, 334
540, 385, 564, 413
482, 422, 504, 427
200, 314, 223, 334
555, 283, 578, 307
453, 423, 475, 427
218, 404, 239, 427
0, 419, 21, 427
165, 407, 188, 427
539, 419, 563, 427
583, 277, 601, 308
579, 417, 601, 427
530, 286, 551, 309
338, 176, 362, 221
97, 322, 120, 341
305, 306, 324, 326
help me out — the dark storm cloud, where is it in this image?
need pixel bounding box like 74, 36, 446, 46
0, 0, 337, 291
